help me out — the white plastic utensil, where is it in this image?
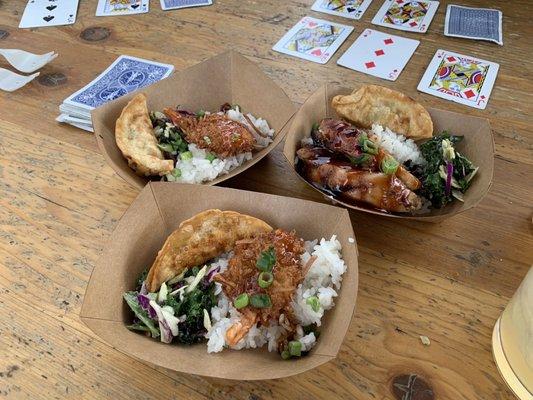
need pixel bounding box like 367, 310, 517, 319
0, 49, 58, 73
0, 68, 39, 92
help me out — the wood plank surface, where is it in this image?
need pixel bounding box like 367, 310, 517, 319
0, 0, 531, 399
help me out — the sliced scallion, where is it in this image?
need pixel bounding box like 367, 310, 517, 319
288, 340, 302, 357
380, 155, 399, 175
258, 272, 274, 289
280, 350, 291, 360
206, 153, 216, 162
234, 293, 249, 309
181, 151, 193, 161
250, 293, 272, 308
306, 296, 320, 312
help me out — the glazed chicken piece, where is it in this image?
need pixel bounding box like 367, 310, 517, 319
297, 147, 422, 213
163, 108, 255, 158
313, 118, 421, 190
215, 229, 305, 346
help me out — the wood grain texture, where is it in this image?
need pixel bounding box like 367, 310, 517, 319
0, 0, 531, 399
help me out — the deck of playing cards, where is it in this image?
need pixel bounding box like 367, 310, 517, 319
19, 0, 79, 28
337, 29, 419, 81
96, 0, 149, 17
57, 56, 174, 132
444, 5, 503, 45
371, 0, 439, 33
273, 16, 354, 64
160, 0, 213, 10
311, 0, 373, 20
417, 49, 499, 109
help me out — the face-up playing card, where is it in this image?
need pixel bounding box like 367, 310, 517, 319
160, 0, 213, 10
19, 0, 79, 28
273, 17, 354, 64
311, 0, 373, 20
64, 56, 174, 111
371, 0, 439, 33
96, 0, 149, 16
417, 49, 499, 110
337, 29, 419, 81
444, 5, 503, 45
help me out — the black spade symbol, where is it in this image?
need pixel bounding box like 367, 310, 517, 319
43, 15, 55, 22
131, 4, 139, 9
347, 7, 355, 12
46, 5, 57, 10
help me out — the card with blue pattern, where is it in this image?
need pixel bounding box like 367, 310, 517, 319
64, 55, 174, 110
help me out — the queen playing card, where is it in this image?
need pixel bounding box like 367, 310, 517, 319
311, 0, 373, 20
337, 29, 419, 81
371, 0, 439, 33
417, 49, 499, 110
273, 17, 354, 64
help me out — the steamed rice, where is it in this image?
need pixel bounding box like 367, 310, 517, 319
206, 235, 346, 354
371, 124, 426, 166
165, 107, 274, 184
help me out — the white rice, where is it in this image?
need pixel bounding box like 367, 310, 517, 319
166, 107, 274, 184
371, 124, 426, 166
205, 235, 346, 354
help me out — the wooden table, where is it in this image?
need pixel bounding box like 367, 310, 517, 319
0, 0, 531, 398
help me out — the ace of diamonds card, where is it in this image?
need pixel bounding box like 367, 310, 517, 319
371, 0, 439, 33
418, 49, 499, 109
337, 29, 419, 81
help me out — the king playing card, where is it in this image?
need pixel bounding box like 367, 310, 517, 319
96, 0, 149, 17
273, 16, 354, 64
337, 28, 419, 81
371, 0, 439, 33
417, 49, 499, 110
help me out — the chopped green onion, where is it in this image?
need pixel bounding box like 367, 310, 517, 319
348, 154, 372, 166
288, 341, 302, 357
181, 151, 193, 161
362, 139, 378, 155
234, 293, 249, 309
256, 247, 276, 272
280, 350, 291, 360
157, 143, 175, 153
206, 153, 216, 162
311, 122, 319, 132
203, 136, 212, 145
171, 168, 181, 178
196, 110, 206, 118
258, 272, 274, 289
250, 293, 272, 308
380, 155, 399, 175
306, 296, 320, 312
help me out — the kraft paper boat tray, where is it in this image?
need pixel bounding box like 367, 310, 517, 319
283, 84, 495, 222
80, 183, 359, 380
92, 51, 296, 189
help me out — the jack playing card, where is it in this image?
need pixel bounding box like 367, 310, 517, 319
444, 5, 503, 45
160, 0, 213, 10
417, 49, 499, 110
96, 0, 149, 17
273, 16, 354, 64
371, 0, 439, 33
311, 0, 373, 20
337, 28, 419, 81
19, 0, 79, 28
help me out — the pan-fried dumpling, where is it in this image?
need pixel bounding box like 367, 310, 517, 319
332, 85, 433, 140
145, 209, 272, 292
115, 93, 174, 176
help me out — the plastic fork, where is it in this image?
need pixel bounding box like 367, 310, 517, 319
0, 68, 39, 92
0, 49, 57, 73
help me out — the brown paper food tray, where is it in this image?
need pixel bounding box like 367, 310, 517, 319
80, 183, 358, 380
282, 84, 495, 222
91, 51, 296, 189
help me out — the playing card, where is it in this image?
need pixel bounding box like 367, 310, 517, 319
19, 0, 79, 28
417, 49, 499, 109
96, 0, 149, 17
337, 29, 419, 81
273, 17, 354, 64
444, 5, 503, 45
160, 0, 213, 10
371, 0, 439, 33
311, 0, 373, 20
64, 55, 174, 111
